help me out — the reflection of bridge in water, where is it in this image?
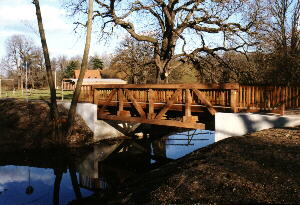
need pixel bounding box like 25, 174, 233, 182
78, 130, 214, 191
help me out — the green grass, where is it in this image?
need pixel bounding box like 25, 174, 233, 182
0, 89, 74, 101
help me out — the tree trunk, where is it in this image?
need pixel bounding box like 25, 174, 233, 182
66, 0, 94, 136
20, 75, 23, 94
156, 65, 168, 84
18, 75, 21, 90
69, 166, 82, 199
31, 78, 35, 89
156, 70, 163, 83
53, 169, 63, 205
33, 0, 62, 142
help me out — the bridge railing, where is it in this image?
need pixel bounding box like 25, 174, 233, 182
78, 85, 94, 103
92, 85, 235, 104
237, 85, 300, 113
77, 84, 300, 114
91, 83, 239, 115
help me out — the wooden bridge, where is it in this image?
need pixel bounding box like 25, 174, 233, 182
74, 83, 300, 129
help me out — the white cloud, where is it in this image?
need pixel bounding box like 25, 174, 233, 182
0, 166, 53, 186
0, 2, 70, 33
42, 5, 70, 32
0, 5, 34, 23
0, 0, 118, 60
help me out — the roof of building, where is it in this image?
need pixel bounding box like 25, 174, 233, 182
74, 70, 101, 79
70, 78, 127, 85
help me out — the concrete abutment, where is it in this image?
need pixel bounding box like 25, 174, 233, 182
65, 102, 300, 142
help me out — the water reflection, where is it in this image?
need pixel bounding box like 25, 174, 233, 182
0, 166, 92, 205
78, 142, 122, 190
0, 129, 214, 204
77, 129, 214, 191
164, 130, 214, 159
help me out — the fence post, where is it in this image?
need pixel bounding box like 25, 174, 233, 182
117, 89, 124, 115
148, 89, 155, 119
230, 89, 238, 113
61, 80, 64, 101
93, 88, 99, 105
90, 86, 94, 103
280, 87, 285, 115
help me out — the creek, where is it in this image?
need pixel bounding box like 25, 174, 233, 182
0, 129, 214, 205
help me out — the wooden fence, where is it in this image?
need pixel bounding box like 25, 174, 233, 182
62, 81, 75, 90
86, 83, 239, 124
238, 85, 299, 111
77, 84, 300, 114
78, 85, 94, 103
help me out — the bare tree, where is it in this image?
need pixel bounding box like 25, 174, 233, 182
66, 0, 94, 136
66, 0, 261, 83
109, 36, 156, 84
256, 0, 300, 85
33, 0, 62, 142
3, 35, 34, 90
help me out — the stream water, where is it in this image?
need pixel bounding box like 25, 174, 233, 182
0, 130, 214, 205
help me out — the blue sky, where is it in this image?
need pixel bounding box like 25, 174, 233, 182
0, 0, 120, 60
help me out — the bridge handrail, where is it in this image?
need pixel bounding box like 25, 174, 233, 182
78, 83, 300, 114
92, 83, 239, 90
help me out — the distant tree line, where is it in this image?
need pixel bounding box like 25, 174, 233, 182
1, 0, 299, 87
0, 35, 105, 89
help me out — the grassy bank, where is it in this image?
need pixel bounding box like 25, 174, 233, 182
0, 89, 73, 100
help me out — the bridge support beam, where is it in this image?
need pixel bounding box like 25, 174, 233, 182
98, 115, 205, 130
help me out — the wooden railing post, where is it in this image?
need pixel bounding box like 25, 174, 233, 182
91, 86, 95, 104
280, 87, 285, 115
183, 89, 192, 122
93, 87, 97, 104
183, 89, 198, 123
185, 89, 192, 118
118, 89, 124, 113
230, 89, 238, 113
148, 89, 155, 119
117, 89, 131, 117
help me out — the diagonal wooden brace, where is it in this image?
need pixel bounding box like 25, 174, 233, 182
99, 89, 117, 115
192, 89, 217, 115
125, 89, 146, 118
155, 89, 181, 120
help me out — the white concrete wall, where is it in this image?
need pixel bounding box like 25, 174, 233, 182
215, 113, 300, 142
60, 102, 126, 140
93, 120, 125, 140
61, 102, 97, 132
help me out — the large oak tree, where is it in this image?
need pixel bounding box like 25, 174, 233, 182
67, 0, 262, 83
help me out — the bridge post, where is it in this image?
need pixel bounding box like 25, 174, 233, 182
280, 87, 285, 115
230, 89, 238, 113
117, 89, 124, 116
183, 89, 198, 123
148, 89, 155, 119
93, 88, 99, 104
117, 89, 131, 117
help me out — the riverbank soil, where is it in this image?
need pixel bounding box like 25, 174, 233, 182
0, 98, 93, 150
75, 127, 300, 204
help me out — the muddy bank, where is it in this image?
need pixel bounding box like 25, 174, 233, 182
74, 127, 300, 204
0, 98, 93, 150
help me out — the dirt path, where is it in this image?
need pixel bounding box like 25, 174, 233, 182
76, 127, 300, 204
